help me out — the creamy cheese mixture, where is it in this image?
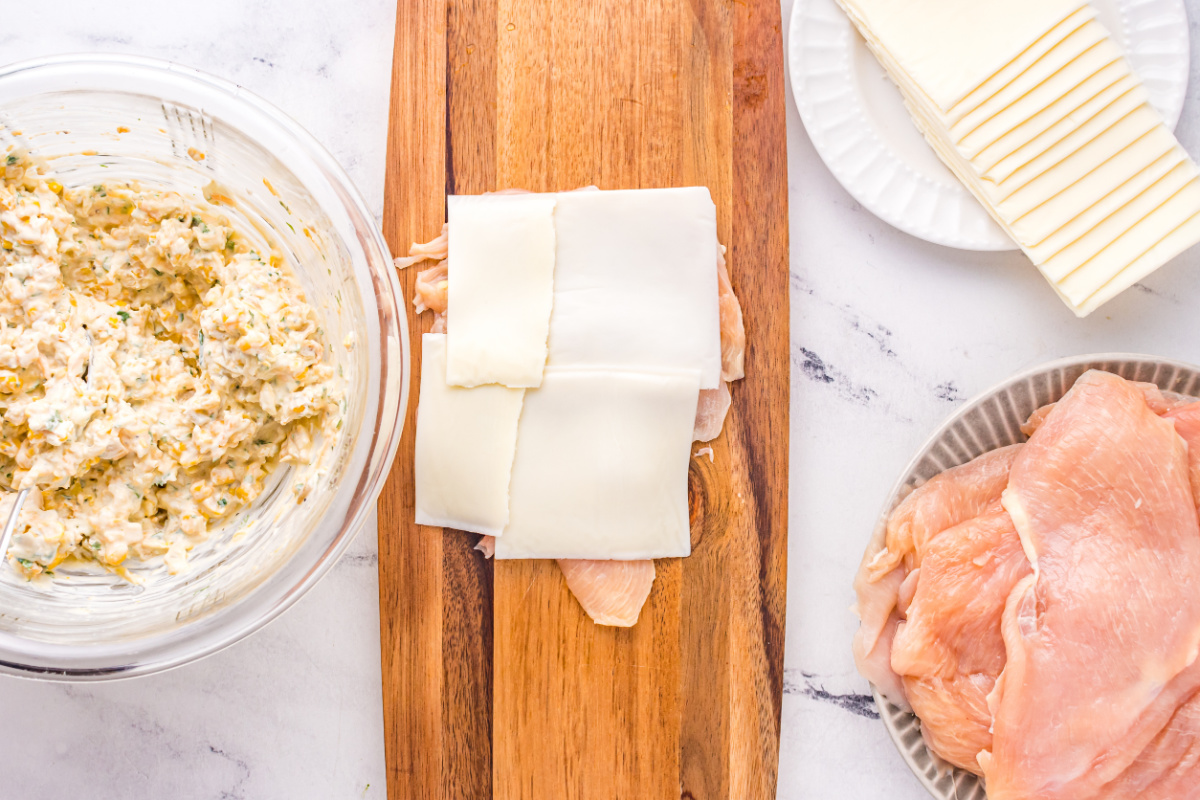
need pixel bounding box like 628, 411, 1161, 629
0, 153, 342, 579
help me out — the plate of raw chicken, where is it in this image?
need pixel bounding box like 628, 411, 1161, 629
854, 354, 1200, 799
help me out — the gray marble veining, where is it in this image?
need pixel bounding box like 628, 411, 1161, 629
4, 0, 1200, 797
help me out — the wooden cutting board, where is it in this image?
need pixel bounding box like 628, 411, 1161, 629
376, 1, 790, 798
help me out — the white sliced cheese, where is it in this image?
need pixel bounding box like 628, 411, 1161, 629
951, 37, 1124, 151
836, 0, 1085, 111
947, 6, 1097, 125
1076, 208, 1200, 315
986, 84, 1149, 189
949, 20, 1111, 138
1041, 160, 1200, 282
547, 187, 721, 389
414, 334, 525, 535
1007, 125, 1178, 246
996, 103, 1160, 205
981, 79, 1145, 183
1058, 178, 1200, 304
494, 368, 699, 560
446, 193, 556, 388
969, 66, 1134, 170
1026, 147, 1189, 263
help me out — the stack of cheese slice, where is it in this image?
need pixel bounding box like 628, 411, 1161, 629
835, 0, 1200, 316
414, 188, 719, 560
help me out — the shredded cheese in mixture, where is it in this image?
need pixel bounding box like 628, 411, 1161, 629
0, 153, 342, 578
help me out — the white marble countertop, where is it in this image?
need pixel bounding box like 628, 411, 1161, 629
4, 1, 1200, 797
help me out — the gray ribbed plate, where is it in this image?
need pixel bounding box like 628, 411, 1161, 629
869, 353, 1200, 799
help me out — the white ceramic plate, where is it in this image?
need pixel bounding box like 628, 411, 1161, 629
788, 0, 1192, 251
868, 353, 1200, 799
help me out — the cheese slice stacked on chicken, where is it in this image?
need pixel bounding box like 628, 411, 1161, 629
410, 188, 738, 627
835, 0, 1200, 316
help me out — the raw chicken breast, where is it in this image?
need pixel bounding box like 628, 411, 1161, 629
693, 382, 732, 442
983, 371, 1200, 800
560, 243, 744, 626
1167, 403, 1200, 507
717, 245, 745, 382
393, 223, 448, 269
1019, 403, 1054, 438
567, 245, 745, 627
1021, 381, 1195, 436
854, 567, 909, 705
866, 445, 1020, 581
1090, 689, 1200, 799
395, 225, 448, 329
557, 559, 657, 627
475, 537, 658, 628
692, 249, 745, 441
853, 445, 1021, 706
413, 260, 448, 334
891, 508, 1031, 773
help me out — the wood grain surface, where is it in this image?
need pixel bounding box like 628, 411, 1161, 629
378, 0, 790, 797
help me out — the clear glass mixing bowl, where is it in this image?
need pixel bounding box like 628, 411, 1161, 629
0, 55, 407, 679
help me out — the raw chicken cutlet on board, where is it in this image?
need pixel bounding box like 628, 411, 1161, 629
398, 202, 746, 628
854, 370, 1200, 797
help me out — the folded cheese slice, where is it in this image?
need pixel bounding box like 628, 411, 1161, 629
547, 188, 722, 389
494, 368, 699, 560
446, 193, 557, 388
414, 334, 525, 535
